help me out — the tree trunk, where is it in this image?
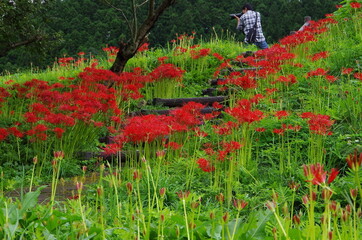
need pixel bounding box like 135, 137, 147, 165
109, 0, 177, 74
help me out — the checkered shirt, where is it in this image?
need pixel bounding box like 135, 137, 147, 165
237, 10, 266, 43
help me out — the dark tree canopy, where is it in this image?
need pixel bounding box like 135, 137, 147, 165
0, 0, 340, 74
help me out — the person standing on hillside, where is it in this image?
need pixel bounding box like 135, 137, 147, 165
298, 16, 312, 31
234, 3, 268, 49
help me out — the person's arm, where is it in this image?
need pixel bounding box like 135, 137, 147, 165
235, 16, 244, 31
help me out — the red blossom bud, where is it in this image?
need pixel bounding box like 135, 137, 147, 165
159, 187, 166, 197
191, 201, 199, 209
222, 212, 229, 222
216, 193, 224, 204
350, 188, 358, 199
97, 187, 103, 196
133, 170, 142, 181
233, 199, 248, 211
76, 182, 83, 191
126, 182, 133, 195
33, 156, 38, 165
293, 215, 301, 225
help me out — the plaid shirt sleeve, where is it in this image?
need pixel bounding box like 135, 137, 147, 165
237, 11, 266, 43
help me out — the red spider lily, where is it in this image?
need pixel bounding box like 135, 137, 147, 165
225, 74, 257, 89
213, 60, 232, 77
303, 163, 339, 186
341, 67, 353, 75
122, 114, 174, 143
213, 53, 224, 61
221, 141, 242, 153
78, 67, 121, 85
354, 72, 362, 80
255, 127, 266, 132
273, 128, 285, 135
301, 112, 334, 135
170, 102, 205, 127
0, 128, 9, 141
274, 110, 289, 119
273, 74, 297, 85
7, 127, 24, 138
213, 121, 238, 135
350, 2, 362, 8
233, 199, 248, 211
345, 150, 362, 171
325, 75, 338, 83
197, 158, 215, 172
67, 195, 79, 200
149, 63, 185, 82
53, 127, 65, 138
190, 48, 211, 59
309, 51, 329, 61
225, 99, 264, 124
137, 43, 149, 52
193, 127, 208, 137
157, 56, 168, 63
44, 113, 75, 126
249, 94, 264, 106
102, 46, 119, 56
58, 57, 74, 66
306, 68, 328, 78
164, 141, 183, 150
265, 88, 278, 95
212, 102, 223, 109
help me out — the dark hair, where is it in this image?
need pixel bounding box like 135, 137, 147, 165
242, 3, 253, 11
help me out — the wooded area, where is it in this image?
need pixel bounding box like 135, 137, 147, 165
0, 0, 339, 74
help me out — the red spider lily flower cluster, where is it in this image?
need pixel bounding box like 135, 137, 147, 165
350, 2, 362, 8
341, 67, 353, 75
301, 112, 334, 135
309, 51, 329, 61
137, 43, 149, 52
149, 63, 185, 82
102, 46, 119, 56
190, 48, 211, 59
58, 57, 74, 66
303, 163, 339, 186
222, 72, 257, 90
272, 124, 302, 135
274, 110, 289, 119
354, 72, 362, 81
197, 158, 215, 172
225, 98, 264, 124
271, 74, 298, 85
104, 102, 220, 153
0, 71, 122, 144
217, 140, 242, 160
306, 68, 328, 78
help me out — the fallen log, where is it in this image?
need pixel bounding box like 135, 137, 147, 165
152, 96, 227, 107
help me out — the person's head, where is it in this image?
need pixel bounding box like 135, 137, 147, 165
304, 16, 311, 22
242, 3, 253, 13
